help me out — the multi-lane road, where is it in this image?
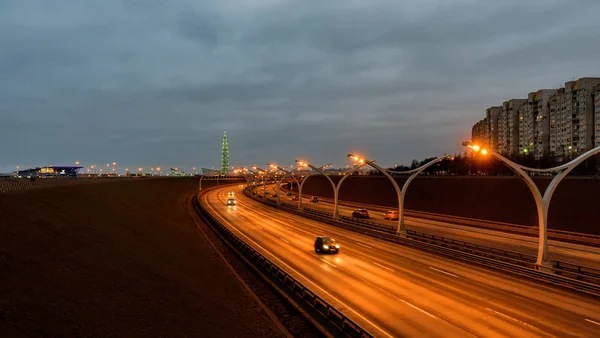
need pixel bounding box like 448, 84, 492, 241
201, 185, 600, 337
258, 184, 600, 269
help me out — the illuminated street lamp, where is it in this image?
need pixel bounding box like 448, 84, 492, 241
252, 166, 275, 196
347, 153, 452, 235
463, 141, 600, 269
267, 163, 301, 204
294, 160, 334, 212
386, 155, 453, 232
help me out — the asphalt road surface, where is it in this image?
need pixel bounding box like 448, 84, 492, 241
258, 184, 600, 269
203, 185, 600, 337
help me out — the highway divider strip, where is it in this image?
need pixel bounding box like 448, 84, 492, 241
193, 188, 374, 338
245, 188, 600, 297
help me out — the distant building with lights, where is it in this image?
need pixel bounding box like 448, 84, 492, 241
16, 166, 83, 177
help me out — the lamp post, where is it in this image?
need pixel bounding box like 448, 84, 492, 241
294, 160, 334, 212
348, 154, 406, 234
331, 162, 369, 219
267, 164, 301, 204
386, 155, 453, 232
252, 166, 273, 197
463, 141, 600, 270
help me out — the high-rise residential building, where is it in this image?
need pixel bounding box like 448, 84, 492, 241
518, 89, 556, 159
552, 77, 600, 159
471, 76, 600, 161
534, 89, 557, 159
594, 85, 600, 147
221, 131, 230, 175
497, 99, 526, 156
486, 106, 503, 151
471, 118, 489, 148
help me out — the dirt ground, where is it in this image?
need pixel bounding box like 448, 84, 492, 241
0, 178, 286, 337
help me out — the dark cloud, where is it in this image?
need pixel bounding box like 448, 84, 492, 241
1, 0, 599, 171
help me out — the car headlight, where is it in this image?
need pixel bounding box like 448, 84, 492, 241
323, 245, 329, 249
335, 244, 340, 248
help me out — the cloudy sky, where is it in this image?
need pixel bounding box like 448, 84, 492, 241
1, 0, 599, 172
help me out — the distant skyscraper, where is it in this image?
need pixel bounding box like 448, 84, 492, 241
221, 131, 230, 174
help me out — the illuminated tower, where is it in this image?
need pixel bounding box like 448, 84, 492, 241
221, 131, 230, 174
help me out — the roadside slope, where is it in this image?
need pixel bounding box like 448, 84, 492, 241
0, 178, 284, 337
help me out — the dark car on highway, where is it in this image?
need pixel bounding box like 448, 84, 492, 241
314, 236, 339, 254
352, 209, 370, 218
286, 192, 293, 196
310, 196, 319, 203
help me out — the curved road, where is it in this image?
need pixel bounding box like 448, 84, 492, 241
202, 185, 600, 337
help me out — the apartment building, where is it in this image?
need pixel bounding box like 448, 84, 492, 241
518, 89, 556, 159
552, 77, 600, 159
518, 94, 536, 157
472, 76, 600, 161
497, 99, 526, 156
471, 118, 489, 148
486, 106, 502, 151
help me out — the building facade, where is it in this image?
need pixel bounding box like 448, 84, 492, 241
497, 99, 526, 156
486, 106, 503, 151
472, 76, 600, 161
552, 78, 600, 160
471, 118, 489, 149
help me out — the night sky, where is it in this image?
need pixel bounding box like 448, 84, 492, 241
2, 0, 599, 172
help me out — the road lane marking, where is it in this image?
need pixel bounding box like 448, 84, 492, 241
356, 242, 373, 249
486, 308, 537, 330
279, 237, 290, 243
585, 318, 600, 326
202, 189, 394, 338
320, 259, 337, 268
373, 262, 395, 272
256, 225, 263, 229
400, 299, 436, 318
429, 267, 458, 278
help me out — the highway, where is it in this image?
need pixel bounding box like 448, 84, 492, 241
202, 185, 600, 337
258, 185, 600, 269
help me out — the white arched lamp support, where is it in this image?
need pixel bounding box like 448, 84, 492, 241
294, 161, 333, 212
334, 161, 369, 220
348, 154, 409, 235
463, 141, 600, 270
233, 168, 253, 188
386, 155, 453, 232
267, 164, 301, 204
246, 167, 263, 194
254, 166, 277, 197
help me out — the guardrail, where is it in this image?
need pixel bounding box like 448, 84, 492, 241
275, 186, 600, 247
194, 189, 374, 338
245, 188, 600, 295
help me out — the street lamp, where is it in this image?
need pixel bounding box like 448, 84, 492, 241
294, 160, 334, 212
463, 140, 600, 270
267, 163, 301, 204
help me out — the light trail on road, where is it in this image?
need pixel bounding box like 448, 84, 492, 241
202, 185, 600, 337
